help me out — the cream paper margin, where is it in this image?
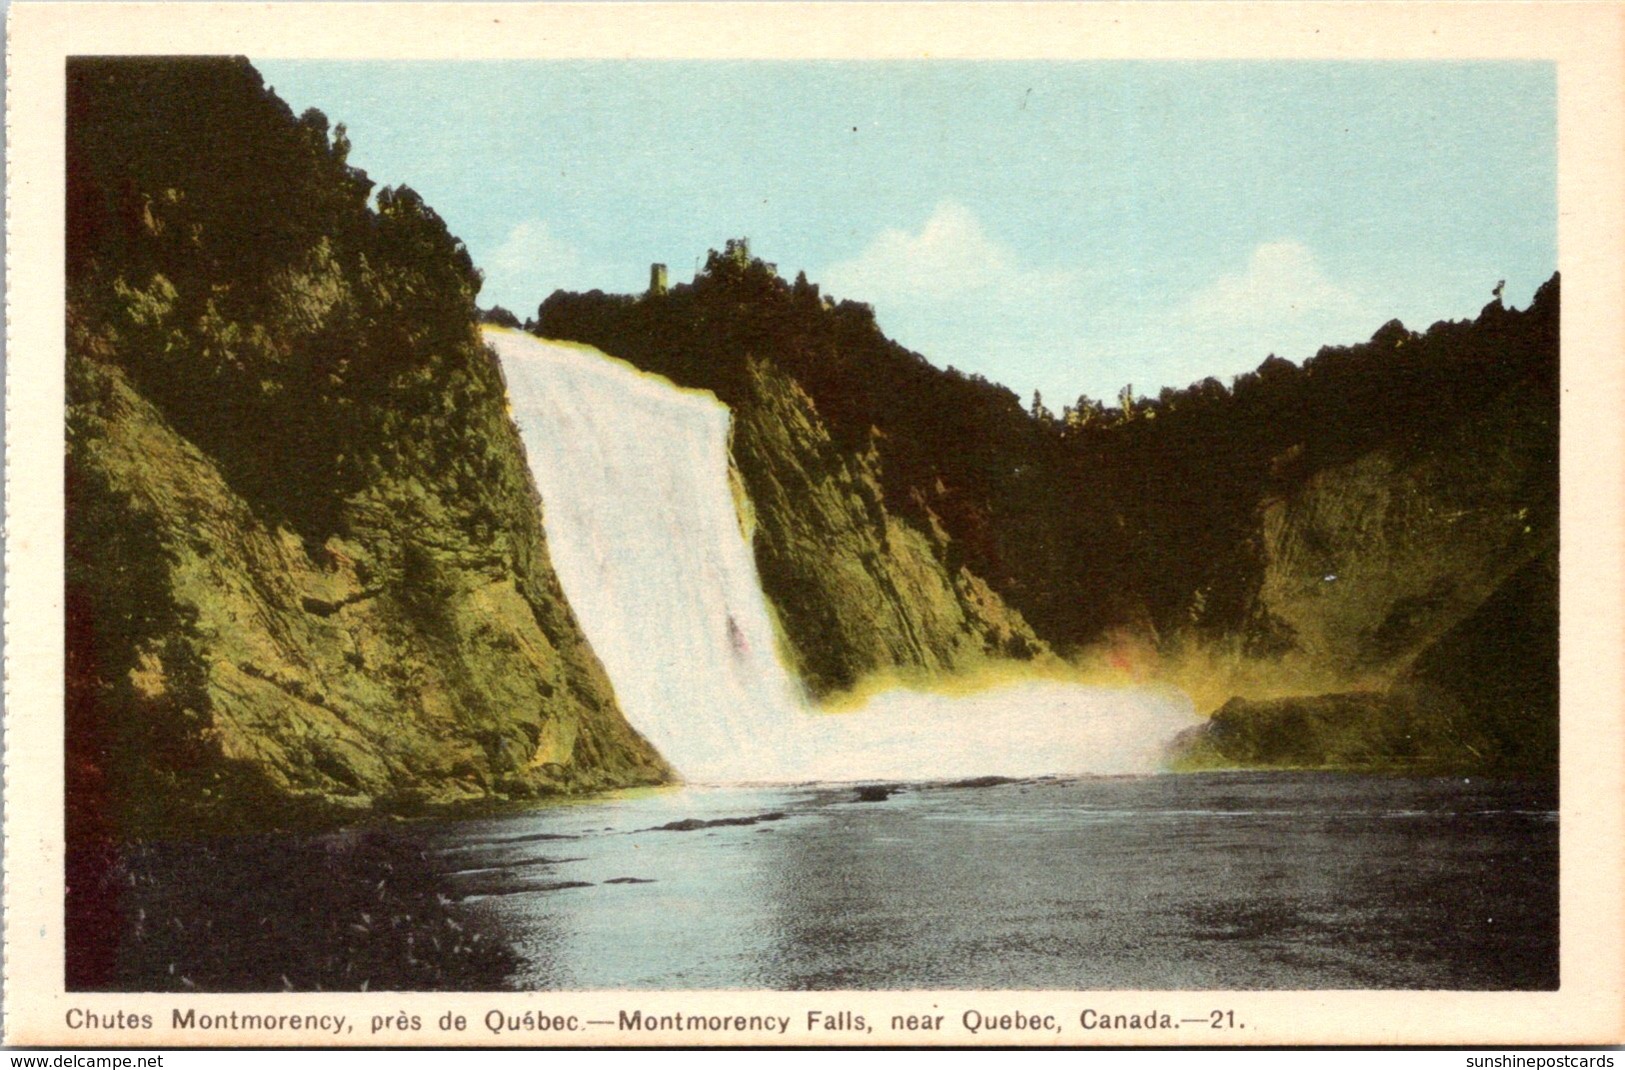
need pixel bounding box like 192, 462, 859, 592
4, 1, 1622, 1049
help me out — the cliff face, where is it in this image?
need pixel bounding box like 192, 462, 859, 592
67, 348, 669, 840
1251, 368, 1555, 681
733, 359, 1044, 696
1169, 545, 1557, 777
66, 58, 668, 841
1164, 293, 1558, 774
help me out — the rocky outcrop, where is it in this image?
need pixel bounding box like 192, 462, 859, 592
1169, 545, 1558, 776
1168, 692, 1464, 772
1250, 370, 1555, 680
732, 358, 1045, 696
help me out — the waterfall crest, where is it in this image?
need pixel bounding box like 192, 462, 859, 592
490, 329, 1193, 783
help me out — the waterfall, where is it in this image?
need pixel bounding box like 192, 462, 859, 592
490, 329, 1194, 784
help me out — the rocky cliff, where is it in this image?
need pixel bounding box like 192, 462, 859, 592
1247, 342, 1555, 681
731, 357, 1046, 696
66, 58, 669, 842
1165, 293, 1558, 774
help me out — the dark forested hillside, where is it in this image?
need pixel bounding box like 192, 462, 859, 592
66, 57, 670, 855
1055, 278, 1557, 651
538, 240, 1558, 773
69, 58, 482, 538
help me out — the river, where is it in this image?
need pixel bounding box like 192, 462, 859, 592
91, 771, 1555, 991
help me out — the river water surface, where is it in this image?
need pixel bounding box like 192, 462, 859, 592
92, 771, 1556, 991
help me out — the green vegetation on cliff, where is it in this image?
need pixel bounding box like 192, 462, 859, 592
1169, 545, 1557, 777
65, 57, 670, 845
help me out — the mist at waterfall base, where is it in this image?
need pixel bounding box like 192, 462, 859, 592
490, 328, 1194, 784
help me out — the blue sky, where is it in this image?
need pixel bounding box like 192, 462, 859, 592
256, 60, 1555, 406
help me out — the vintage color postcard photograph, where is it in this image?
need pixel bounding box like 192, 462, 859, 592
5, 1, 1623, 1049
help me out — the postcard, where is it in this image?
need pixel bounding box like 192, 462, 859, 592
5, 1, 1623, 1049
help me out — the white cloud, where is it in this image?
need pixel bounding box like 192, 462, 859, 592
1040, 241, 1386, 402
477, 219, 589, 315
1106, 240, 1385, 391
822, 201, 1073, 304
1183, 240, 1369, 336
815, 202, 1092, 403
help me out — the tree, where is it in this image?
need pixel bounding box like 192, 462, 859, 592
1117, 384, 1138, 422
792, 270, 822, 306
1066, 394, 1103, 431
479, 305, 521, 329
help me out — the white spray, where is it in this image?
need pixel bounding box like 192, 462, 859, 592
489, 329, 1194, 784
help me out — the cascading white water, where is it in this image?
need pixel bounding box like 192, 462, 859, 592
490, 329, 1195, 784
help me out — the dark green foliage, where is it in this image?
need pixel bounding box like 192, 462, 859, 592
538, 242, 1557, 775
68, 56, 486, 537
478, 305, 523, 329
